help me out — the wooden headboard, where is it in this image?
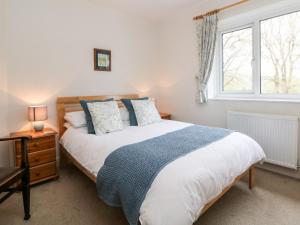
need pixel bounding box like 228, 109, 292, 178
56, 94, 139, 137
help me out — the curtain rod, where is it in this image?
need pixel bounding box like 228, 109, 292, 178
193, 0, 249, 21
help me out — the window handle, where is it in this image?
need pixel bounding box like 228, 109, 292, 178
251, 57, 255, 68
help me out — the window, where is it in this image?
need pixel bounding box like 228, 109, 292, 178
222, 27, 253, 92
261, 11, 300, 94
217, 7, 300, 100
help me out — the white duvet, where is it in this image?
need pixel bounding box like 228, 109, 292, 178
60, 120, 265, 225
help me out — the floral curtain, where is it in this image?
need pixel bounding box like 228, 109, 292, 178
195, 12, 218, 103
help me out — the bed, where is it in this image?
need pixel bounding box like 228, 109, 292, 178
57, 94, 265, 225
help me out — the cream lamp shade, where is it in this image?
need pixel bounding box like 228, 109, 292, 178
28, 105, 48, 131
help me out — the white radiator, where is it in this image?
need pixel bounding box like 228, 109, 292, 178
227, 111, 298, 169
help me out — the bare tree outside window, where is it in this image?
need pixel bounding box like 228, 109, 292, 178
222, 28, 253, 92
261, 11, 300, 94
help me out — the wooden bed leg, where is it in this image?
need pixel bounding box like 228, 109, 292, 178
249, 166, 256, 190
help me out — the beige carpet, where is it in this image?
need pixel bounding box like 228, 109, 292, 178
0, 166, 299, 225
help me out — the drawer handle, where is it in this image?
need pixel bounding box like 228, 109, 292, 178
35, 158, 40, 162
35, 172, 40, 177
33, 143, 39, 147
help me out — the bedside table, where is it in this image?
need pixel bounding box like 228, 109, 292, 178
160, 112, 171, 120
10, 128, 58, 185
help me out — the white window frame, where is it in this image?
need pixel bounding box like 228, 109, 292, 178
218, 24, 256, 95
213, 1, 300, 101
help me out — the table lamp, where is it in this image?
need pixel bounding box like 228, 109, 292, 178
28, 105, 48, 132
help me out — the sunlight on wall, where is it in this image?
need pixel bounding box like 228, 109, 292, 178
13, 90, 57, 105
6, 85, 65, 132
158, 78, 178, 88
130, 81, 155, 96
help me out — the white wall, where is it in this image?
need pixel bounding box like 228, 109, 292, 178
0, 1, 9, 166
157, 0, 300, 165
4, 0, 159, 131
0, 0, 159, 165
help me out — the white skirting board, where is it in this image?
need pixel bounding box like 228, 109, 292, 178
257, 162, 300, 180
227, 111, 299, 169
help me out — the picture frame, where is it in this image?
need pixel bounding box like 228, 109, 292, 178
94, 48, 111, 71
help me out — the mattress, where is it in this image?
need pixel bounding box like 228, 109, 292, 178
60, 120, 265, 225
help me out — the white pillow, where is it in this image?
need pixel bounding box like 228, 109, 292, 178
131, 99, 161, 126
122, 120, 130, 127
64, 122, 72, 129
87, 101, 123, 134
119, 107, 130, 121
64, 111, 86, 128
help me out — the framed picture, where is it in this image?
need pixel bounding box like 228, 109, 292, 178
94, 48, 111, 71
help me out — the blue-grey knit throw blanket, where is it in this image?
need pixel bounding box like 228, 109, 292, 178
96, 125, 232, 225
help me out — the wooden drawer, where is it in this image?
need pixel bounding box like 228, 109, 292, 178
16, 136, 55, 155
30, 162, 57, 183
16, 148, 56, 167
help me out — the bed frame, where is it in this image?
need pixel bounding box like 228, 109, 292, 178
56, 94, 256, 217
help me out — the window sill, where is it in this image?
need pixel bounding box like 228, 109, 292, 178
209, 97, 300, 103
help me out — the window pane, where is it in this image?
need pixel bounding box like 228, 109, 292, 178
222, 28, 253, 92
261, 11, 300, 94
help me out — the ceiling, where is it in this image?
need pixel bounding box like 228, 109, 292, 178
92, 0, 207, 21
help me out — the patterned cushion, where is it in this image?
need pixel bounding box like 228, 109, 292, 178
121, 97, 148, 126
131, 99, 161, 126
119, 107, 130, 122
87, 101, 123, 134
80, 98, 113, 134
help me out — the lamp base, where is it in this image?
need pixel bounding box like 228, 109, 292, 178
33, 121, 44, 132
